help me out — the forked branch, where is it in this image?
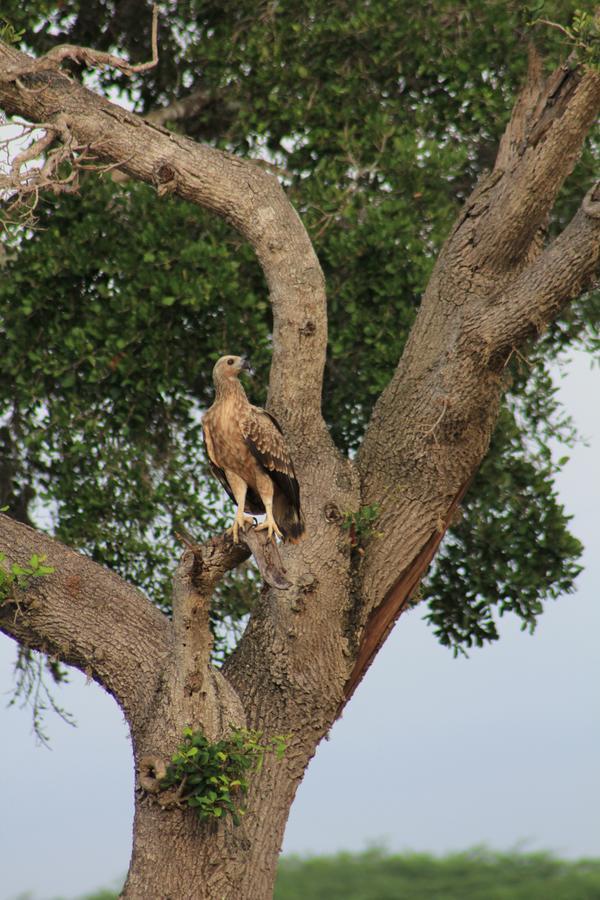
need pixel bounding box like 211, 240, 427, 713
475, 57, 600, 268
0, 116, 83, 224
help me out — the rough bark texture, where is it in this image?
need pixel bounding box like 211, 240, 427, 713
1, 36, 599, 900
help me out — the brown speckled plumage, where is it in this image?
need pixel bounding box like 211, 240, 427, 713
202, 355, 304, 542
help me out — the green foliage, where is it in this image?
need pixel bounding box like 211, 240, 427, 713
0, 177, 269, 645
274, 848, 600, 900
342, 504, 381, 549
0, 17, 24, 44
158, 727, 288, 826
425, 387, 583, 653
0, 0, 597, 657
534, 6, 600, 69
0, 550, 54, 604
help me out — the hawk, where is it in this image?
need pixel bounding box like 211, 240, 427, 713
202, 355, 305, 543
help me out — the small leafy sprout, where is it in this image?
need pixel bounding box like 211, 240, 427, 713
342, 503, 382, 552
159, 727, 289, 826
0, 18, 25, 45
0, 551, 55, 605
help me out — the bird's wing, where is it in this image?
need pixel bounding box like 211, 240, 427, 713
202, 412, 265, 515
241, 407, 301, 511
202, 417, 237, 505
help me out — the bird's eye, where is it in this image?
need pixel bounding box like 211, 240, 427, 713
227, 358, 234, 366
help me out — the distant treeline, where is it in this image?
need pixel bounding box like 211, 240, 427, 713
75, 848, 600, 900
274, 848, 600, 899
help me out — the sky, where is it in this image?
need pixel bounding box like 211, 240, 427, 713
0, 350, 599, 899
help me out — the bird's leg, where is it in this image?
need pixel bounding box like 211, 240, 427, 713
224, 471, 253, 543
255, 495, 283, 542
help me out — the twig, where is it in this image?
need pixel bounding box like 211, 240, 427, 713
11, 130, 56, 175
534, 19, 574, 40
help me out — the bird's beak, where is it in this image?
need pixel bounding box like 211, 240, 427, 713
240, 357, 254, 376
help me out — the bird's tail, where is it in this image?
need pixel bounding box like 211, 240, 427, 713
274, 493, 305, 543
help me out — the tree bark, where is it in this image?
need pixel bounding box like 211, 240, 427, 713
1, 35, 599, 900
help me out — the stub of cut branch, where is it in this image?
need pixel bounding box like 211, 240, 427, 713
238, 524, 292, 590
176, 524, 291, 592
582, 181, 600, 218
138, 755, 167, 793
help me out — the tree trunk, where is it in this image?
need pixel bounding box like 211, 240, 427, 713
124, 744, 314, 899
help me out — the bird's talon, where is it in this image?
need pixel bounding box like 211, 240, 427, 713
229, 514, 254, 543
255, 518, 283, 541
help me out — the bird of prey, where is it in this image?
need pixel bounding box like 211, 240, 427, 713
202, 355, 305, 543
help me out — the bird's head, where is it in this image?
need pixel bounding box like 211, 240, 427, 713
212, 354, 253, 385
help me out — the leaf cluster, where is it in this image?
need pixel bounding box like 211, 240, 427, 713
425, 395, 583, 653
0, 17, 24, 44
533, 6, 600, 69
342, 503, 382, 550
159, 726, 288, 826
0, 550, 54, 604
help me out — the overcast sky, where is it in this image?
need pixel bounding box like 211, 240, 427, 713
1, 350, 599, 900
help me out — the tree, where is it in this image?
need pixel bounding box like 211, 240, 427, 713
1, 2, 599, 897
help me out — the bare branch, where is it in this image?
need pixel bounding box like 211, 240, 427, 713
168, 541, 247, 741
169, 526, 291, 705
0, 514, 171, 729
0, 4, 158, 83
176, 524, 291, 594
10, 127, 56, 171
145, 87, 213, 128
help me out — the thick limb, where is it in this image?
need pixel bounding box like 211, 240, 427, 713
224, 470, 253, 543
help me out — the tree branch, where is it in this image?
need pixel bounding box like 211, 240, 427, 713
477, 181, 600, 357
145, 86, 214, 128
0, 38, 328, 448
167, 528, 292, 739
474, 58, 600, 268
353, 54, 600, 702
167, 539, 248, 741
171, 549, 215, 696
0, 514, 171, 730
